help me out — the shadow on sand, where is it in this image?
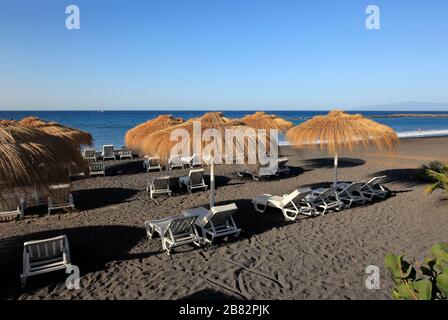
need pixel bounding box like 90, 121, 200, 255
74, 187, 139, 210
107, 160, 145, 175
302, 157, 365, 169
0, 225, 146, 299
370, 168, 428, 188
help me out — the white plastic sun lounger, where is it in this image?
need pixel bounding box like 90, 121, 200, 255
277, 157, 290, 175
145, 215, 202, 255
144, 156, 162, 172
48, 184, 75, 215
305, 187, 342, 215
168, 154, 183, 170
179, 169, 208, 193
190, 154, 204, 168
102, 144, 116, 161
147, 176, 172, 201
119, 146, 133, 160
180, 154, 204, 168
182, 203, 240, 243
0, 193, 25, 220
88, 161, 106, 176
336, 181, 367, 208
68, 164, 85, 178
33, 187, 48, 206
360, 176, 388, 200
83, 148, 97, 161
252, 188, 314, 221
237, 164, 279, 181
20, 234, 71, 287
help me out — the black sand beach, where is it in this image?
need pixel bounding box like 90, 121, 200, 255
1, 136, 448, 300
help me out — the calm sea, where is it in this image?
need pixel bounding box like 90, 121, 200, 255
1, 110, 448, 148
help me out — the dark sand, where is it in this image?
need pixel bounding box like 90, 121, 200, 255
1, 137, 448, 300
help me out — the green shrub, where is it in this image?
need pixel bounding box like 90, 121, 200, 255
385, 242, 448, 300
423, 161, 448, 193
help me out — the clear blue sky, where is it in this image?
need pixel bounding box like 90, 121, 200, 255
0, 0, 447, 110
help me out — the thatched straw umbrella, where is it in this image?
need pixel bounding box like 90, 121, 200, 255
286, 110, 399, 186
241, 111, 294, 132
19, 116, 93, 147
141, 112, 263, 207
0, 120, 85, 204
125, 115, 185, 153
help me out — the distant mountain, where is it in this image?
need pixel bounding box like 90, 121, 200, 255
354, 102, 448, 111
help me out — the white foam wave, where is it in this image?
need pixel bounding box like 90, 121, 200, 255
397, 129, 448, 138
277, 129, 448, 146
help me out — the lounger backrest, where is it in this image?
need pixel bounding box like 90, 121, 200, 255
0, 193, 19, 211
259, 164, 278, 175
191, 154, 202, 166
84, 149, 96, 158
169, 155, 182, 166
153, 176, 170, 190
189, 169, 204, 185
278, 158, 289, 167
367, 176, 386, 187
282, 189, 312, 206
207, 203, 238, 226
148, 156, 160, 166
345, 182, 365, 193
24, 235, 68, 263
167, 216, 197, 235
49, 184, 70, 204
103, 145, 114, 156
318, 187, 338, 199
69, 163, 83, 175
34, 187, 48, 204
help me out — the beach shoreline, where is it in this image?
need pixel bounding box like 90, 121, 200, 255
278, 131, 448, 146
0, 135, 447, 300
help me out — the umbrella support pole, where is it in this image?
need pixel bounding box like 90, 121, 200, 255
333, 152, 338, 187
210, 159, 215, 208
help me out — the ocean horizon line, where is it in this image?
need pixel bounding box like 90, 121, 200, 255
2, 109, 448, 112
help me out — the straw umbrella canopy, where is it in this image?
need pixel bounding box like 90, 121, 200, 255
125, 115, 185, 153
141, 112, 247, 158
140, 112, 264, 207
0, 120, 85, 203
19, 116, 93, 148
241, 111, 294, 132
286, 110, 399, 186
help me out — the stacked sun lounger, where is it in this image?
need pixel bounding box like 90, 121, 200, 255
145, 203, 240, 255
83, 145, 137, 162
252, 176, 389, 221
237, 158, 291, 181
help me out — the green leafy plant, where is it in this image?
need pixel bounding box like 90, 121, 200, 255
385, 242, 448, 300
423, 161, 448, 194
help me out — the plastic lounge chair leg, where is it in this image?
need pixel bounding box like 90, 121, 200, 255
147, 225, 156, 239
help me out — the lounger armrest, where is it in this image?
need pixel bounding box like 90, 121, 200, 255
146, 216, 173, 224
